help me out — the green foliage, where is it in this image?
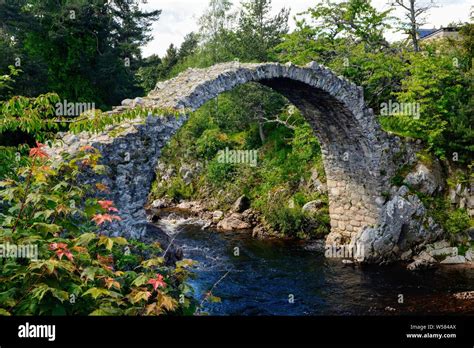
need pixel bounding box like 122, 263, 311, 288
205, 159, 237, 187
0, 93, 62, 143
261, 192, 330, 238
196, 129, 233, 158
197, 0, 237, 64
263, 200, 306, 237
0, 66, 21, 100
0, 146, 30, 179
0, 143, 194, 315
236, 0, 289, 62
445, 209, 471, 236
381, 45, 472, 161
274, 0, 402, 108
0, 0, 161, 107
0, 89, 187, 147
136, 55, 163, 93
165, 177, 195, 202
390, 164, 414, 187
274, 0, 472, 164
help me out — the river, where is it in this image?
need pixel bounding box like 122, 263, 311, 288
152, 211, 474, 316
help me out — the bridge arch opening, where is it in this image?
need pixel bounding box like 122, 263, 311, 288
49, 62, 395, 250
141, 62, 391, 245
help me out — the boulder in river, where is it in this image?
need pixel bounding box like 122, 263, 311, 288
143, 223, 183, 265
440, 255, 466, 264
353, 186, 443, 264
217, 213, 251, 231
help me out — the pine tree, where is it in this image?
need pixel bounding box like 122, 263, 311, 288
237, 0, 289, 62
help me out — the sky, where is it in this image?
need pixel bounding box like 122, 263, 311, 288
140, 0, 473, 57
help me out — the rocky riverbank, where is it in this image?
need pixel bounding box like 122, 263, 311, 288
405, 239, 474, 270
147, 196, 284, 240
147, 197, 474, 271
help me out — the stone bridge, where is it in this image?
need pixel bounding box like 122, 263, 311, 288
49, 62, 436, 263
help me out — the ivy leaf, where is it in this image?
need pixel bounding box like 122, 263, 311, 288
144, 302, 160, 315
74, 233, 97, 247
141, 257, 164, 268
33, 210, 55, 220
50, 288, 69, 302
0, 308, 11, 316
32, 222, 61, 235
0, 180, 14, 187
128, 290, 152, 304
131, 274, 148, 287
92, 165, 106, 174
112, 237, 128, 245
98, 236, 114, 251
81, 267, 99, 282
31, 284, 51, 301
29, 260, 59, 275
90, 307, 123, 316
0, 289, 17, 307
207, 295, 221, 303
176, 259, 196, 269
157, 293, 177, 311
82, 287, 111, 300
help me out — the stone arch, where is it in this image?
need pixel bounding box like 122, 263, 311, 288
142, 62, 394, 245
49, 62, 398, 252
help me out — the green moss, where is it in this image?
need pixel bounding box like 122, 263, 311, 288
416, 150, 434, 168
391, 163, 413, 186
108, 125, 129, 138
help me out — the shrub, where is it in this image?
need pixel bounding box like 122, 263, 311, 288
205, 159, 236, 187
0, 142, 195, 315
265, 204, 306, 237
445, 209, 471, 236
196, 128, 233, 158
166, 177, 195, 202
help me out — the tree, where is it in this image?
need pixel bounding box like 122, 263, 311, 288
198, 0, 237, 63
237, 0, 289, 62
136, 55, 163, 93
177, 32, 199, 62
0, 0, 161, 107
391, 0, 437, 52
303, 0, 394, 49
274, 0, 403, 108
162, 44, 179, 72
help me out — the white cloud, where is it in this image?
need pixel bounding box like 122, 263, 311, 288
141, 0, 473, 57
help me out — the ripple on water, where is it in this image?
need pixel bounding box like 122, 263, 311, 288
152, 216, 474, 316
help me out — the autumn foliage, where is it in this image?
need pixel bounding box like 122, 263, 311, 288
0, 143, 196, 315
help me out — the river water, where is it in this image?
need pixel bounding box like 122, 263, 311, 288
152, 212, 474, 316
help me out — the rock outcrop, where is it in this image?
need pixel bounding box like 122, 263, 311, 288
353, 186, 444, 264
404, 161, 444, 195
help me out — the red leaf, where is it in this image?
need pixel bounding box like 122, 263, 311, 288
148, 274, 167, 291
29, 142, 49, 159
98, 200, 119, 212
91, 214, 122, 225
